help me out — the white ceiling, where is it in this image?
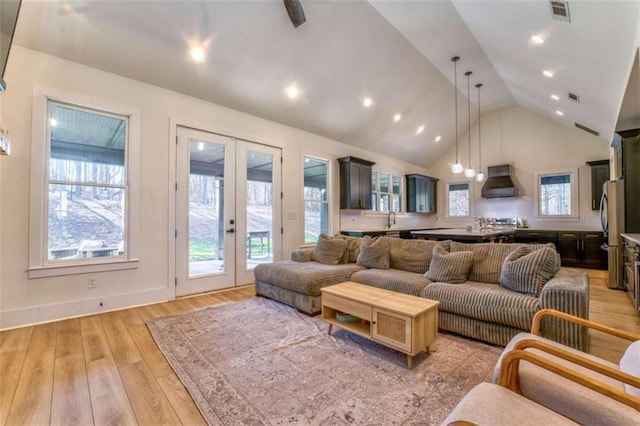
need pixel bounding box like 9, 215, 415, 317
12, 0, 640, 167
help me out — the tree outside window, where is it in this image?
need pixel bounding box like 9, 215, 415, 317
372, 171, 401, 212
303, 156, 330, 243
448, 183, 470, 217
539, 174, 571, 216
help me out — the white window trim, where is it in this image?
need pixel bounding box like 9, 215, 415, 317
445, 181, 473, 219
371, 169, 402, 213
533, 168, 579, 219
302, 153, 332, 242
28, 86, 140, 278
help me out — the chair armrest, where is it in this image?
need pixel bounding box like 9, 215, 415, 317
291, 247, 314, 262
498, 349, 640, 411
512, 337, 640, 391
532, 309, 640, 342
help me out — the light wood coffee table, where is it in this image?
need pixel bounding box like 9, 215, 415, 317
320, 281, 439, 369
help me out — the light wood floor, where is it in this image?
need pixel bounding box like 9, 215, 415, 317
1, 270, 638, 425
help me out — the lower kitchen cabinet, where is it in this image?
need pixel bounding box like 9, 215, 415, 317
557, 231, 606, 269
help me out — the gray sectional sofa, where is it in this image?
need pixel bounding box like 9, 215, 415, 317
254, 236, 589, 350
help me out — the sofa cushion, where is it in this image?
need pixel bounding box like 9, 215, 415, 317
338, 235, 362, 263
500, 246, 560, 296
356, 236, 390, 269
451, 242, 521, 284
619, 340, 640, 397
422, 281, 539, 330
254, 261, 365, 296
386, 238, 449, 274
350, 268, 432, 296
424, 245, 473, 284
311, 234, 348, 265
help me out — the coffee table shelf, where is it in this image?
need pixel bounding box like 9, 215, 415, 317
321, 281, 439, 369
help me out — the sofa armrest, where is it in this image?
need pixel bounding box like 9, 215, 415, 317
538, 268, 589, 351
291, 247, 314, 262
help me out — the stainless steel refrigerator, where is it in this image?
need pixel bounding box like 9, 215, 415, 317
600, 179, 625, 289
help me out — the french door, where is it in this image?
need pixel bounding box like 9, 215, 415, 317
175, 126, 281, 296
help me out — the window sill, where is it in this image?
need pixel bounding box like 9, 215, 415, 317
28, 258, 140, 279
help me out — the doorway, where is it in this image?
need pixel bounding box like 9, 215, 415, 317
175, 126, 282, 296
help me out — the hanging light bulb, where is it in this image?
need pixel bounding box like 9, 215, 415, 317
464, 71, 475, 179
450, 56, 463, 174
475, 82, 486, 183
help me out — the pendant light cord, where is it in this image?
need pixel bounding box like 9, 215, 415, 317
466, 71, 472, 167
452, 57, 459, 164
477, 83, 482, 170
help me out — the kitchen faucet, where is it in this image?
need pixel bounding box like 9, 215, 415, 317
387, 211, 396, 229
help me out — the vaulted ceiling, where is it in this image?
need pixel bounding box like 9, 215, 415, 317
13, 0, 640, 167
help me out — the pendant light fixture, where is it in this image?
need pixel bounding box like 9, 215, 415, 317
450, 56, 463, 174
475, 83, 486, 182
464, 71, 476, 179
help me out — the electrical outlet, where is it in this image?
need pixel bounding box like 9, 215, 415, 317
88, 277, 98, 289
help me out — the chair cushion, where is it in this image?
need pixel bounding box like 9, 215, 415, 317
500, 246, 559, 296
425, 245, 473, 284
350, 268, 432, 296
356, 236, 390, 269
253, 261, 365, 296
493, 333, 638, 426
311, 234, 348, 265
441, 382, 579, 426
619, 340, 640, 397
422, 281, 538, 330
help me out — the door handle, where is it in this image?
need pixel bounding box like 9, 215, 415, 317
226, 228, 235, 234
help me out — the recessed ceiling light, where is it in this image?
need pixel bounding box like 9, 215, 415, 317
550, 94, 560, 100
49, 118, 58, 127
416, 125, 425, 135
434, 135, 441, 142
393, 113, 401, 122
555, 110, 564, 116
543, 70, 554, 78
285, 84, 299, 99
190, 46, 205, 62
363, 97, 373, 108
531, 35, 545, 45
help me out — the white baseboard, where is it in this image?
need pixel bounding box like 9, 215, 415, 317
0, 287, 175, 330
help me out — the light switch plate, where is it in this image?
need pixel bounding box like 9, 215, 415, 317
287, 212, 297, 220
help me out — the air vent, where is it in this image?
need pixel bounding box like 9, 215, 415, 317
568, 92, 580, 102
575, 123, 599, 137
550, 1, 571, 22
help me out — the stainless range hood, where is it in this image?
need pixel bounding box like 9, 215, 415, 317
481, 165, 519, 198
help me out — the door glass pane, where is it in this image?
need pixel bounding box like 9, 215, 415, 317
304, 157, 329, 243
246, 150, 273, 269
189, 139, 225, 276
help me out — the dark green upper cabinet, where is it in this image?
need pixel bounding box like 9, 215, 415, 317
338, 156, 375, 209
406, 174, 438, 213
586, 159, 609, 211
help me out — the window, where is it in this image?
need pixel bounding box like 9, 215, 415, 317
371, 171, 401, 212
29, 90, 139, 277
303, 156, 330, 243
535, 170, 578, 217
447, 182, 470, 217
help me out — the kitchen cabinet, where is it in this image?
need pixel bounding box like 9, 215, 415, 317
586, 160, 609, 211
405, 174, 437, 213
338, 156, 375, 210
514, 230, 558, 245
557, 231, 606, 269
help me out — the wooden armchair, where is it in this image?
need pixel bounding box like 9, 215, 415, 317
443, 348, 638, 425
492, 309, 640, 425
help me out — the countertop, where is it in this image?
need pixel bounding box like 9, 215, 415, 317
411, 228, 514, 237
621, 233, 640, 245
340, 227, 440, 233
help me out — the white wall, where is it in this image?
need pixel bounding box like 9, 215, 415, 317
429, 106, 610, 230
0, 46, 435, 329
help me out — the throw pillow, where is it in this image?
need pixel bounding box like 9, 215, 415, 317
311, 234, 348, 265
424, 245, 474, 284
356, 236, 390, 269
619, 340, 640, 397
500, 246, 560, 296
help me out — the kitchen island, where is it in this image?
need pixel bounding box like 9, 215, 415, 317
411, 228, 515, 243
